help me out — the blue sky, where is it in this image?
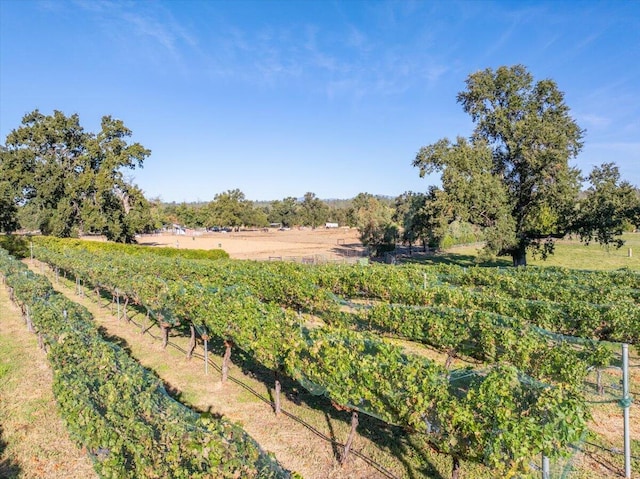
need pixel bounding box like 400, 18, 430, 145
1, 0, 639, 203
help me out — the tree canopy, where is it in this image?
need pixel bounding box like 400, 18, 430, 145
268, 196, 300, 227
414, 65, 588, 266
1, 110, 155, 242
300, 192, 330, 228
0, 174, 19, 233
393, 191, 431, 252
573, 162, 640, 247
351, 193, 398, 256
201, 189, 267, 229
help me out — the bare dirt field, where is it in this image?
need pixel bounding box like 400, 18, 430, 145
136, 227, 366, 261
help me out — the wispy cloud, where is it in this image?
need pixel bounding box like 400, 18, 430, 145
345, 25, 369, 52
181, 1, 454, 102
69, 0, 198, 72
121, 12, 177, 54
577, 113, 612, 129
423, 65, 449, 83
574, 31, 603, 52
46, 2, 451, 102
482, 20, 520, 59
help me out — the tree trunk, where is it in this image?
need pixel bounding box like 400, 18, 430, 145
451, 457, 461, 479
160, 322, 170, 349
511, 245, 527, 267
186, 324, 196, 360
340, 411, 359, 465
221, 340, 233, 383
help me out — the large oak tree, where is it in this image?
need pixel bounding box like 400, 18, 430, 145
1, 110, 153, 242
203, 189, 267, 229
414, 65, 584, 266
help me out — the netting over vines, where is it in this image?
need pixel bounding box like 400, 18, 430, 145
0, 248, 290, 478
22, 236, 640, 477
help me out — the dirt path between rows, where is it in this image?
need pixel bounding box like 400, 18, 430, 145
0, 281, 98, 479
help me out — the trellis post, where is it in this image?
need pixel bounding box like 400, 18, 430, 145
542, 455, 549, 479
622, 343, 631, 479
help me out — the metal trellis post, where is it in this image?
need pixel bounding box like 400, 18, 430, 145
622, 343, 631, 479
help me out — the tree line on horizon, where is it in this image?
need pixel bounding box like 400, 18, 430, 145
2, 65, 639, 266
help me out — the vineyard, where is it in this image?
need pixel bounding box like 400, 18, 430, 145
1, 236, 639, 478
0, 247, 290, 478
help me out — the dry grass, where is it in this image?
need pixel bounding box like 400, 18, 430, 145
0, 284, 98, 479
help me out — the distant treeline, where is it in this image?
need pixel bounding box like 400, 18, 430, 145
154, 190, 484, 254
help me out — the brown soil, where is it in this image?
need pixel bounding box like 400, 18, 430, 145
134, 227, 365, 261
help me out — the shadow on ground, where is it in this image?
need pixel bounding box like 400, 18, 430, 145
197, 335, 449, 479
0, 424, 21, 479
400, 251, 511, 268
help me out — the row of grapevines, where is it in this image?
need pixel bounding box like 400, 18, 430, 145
40, 236, 230, 260
37, 236, 640, 303
0, 248, 290, 479
434, 264, 640, 303
30, 238, 589, 476
312, 261, 640, 304
34, 237, 639, 344
32, 237, 332, 313
31, 238, 631, 390
30, 238, 623, 380
321, 303, 612, 386
309, 264, 640, 344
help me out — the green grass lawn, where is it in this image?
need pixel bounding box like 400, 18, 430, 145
411, 233, 640, 271
528, 232, 639, 270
